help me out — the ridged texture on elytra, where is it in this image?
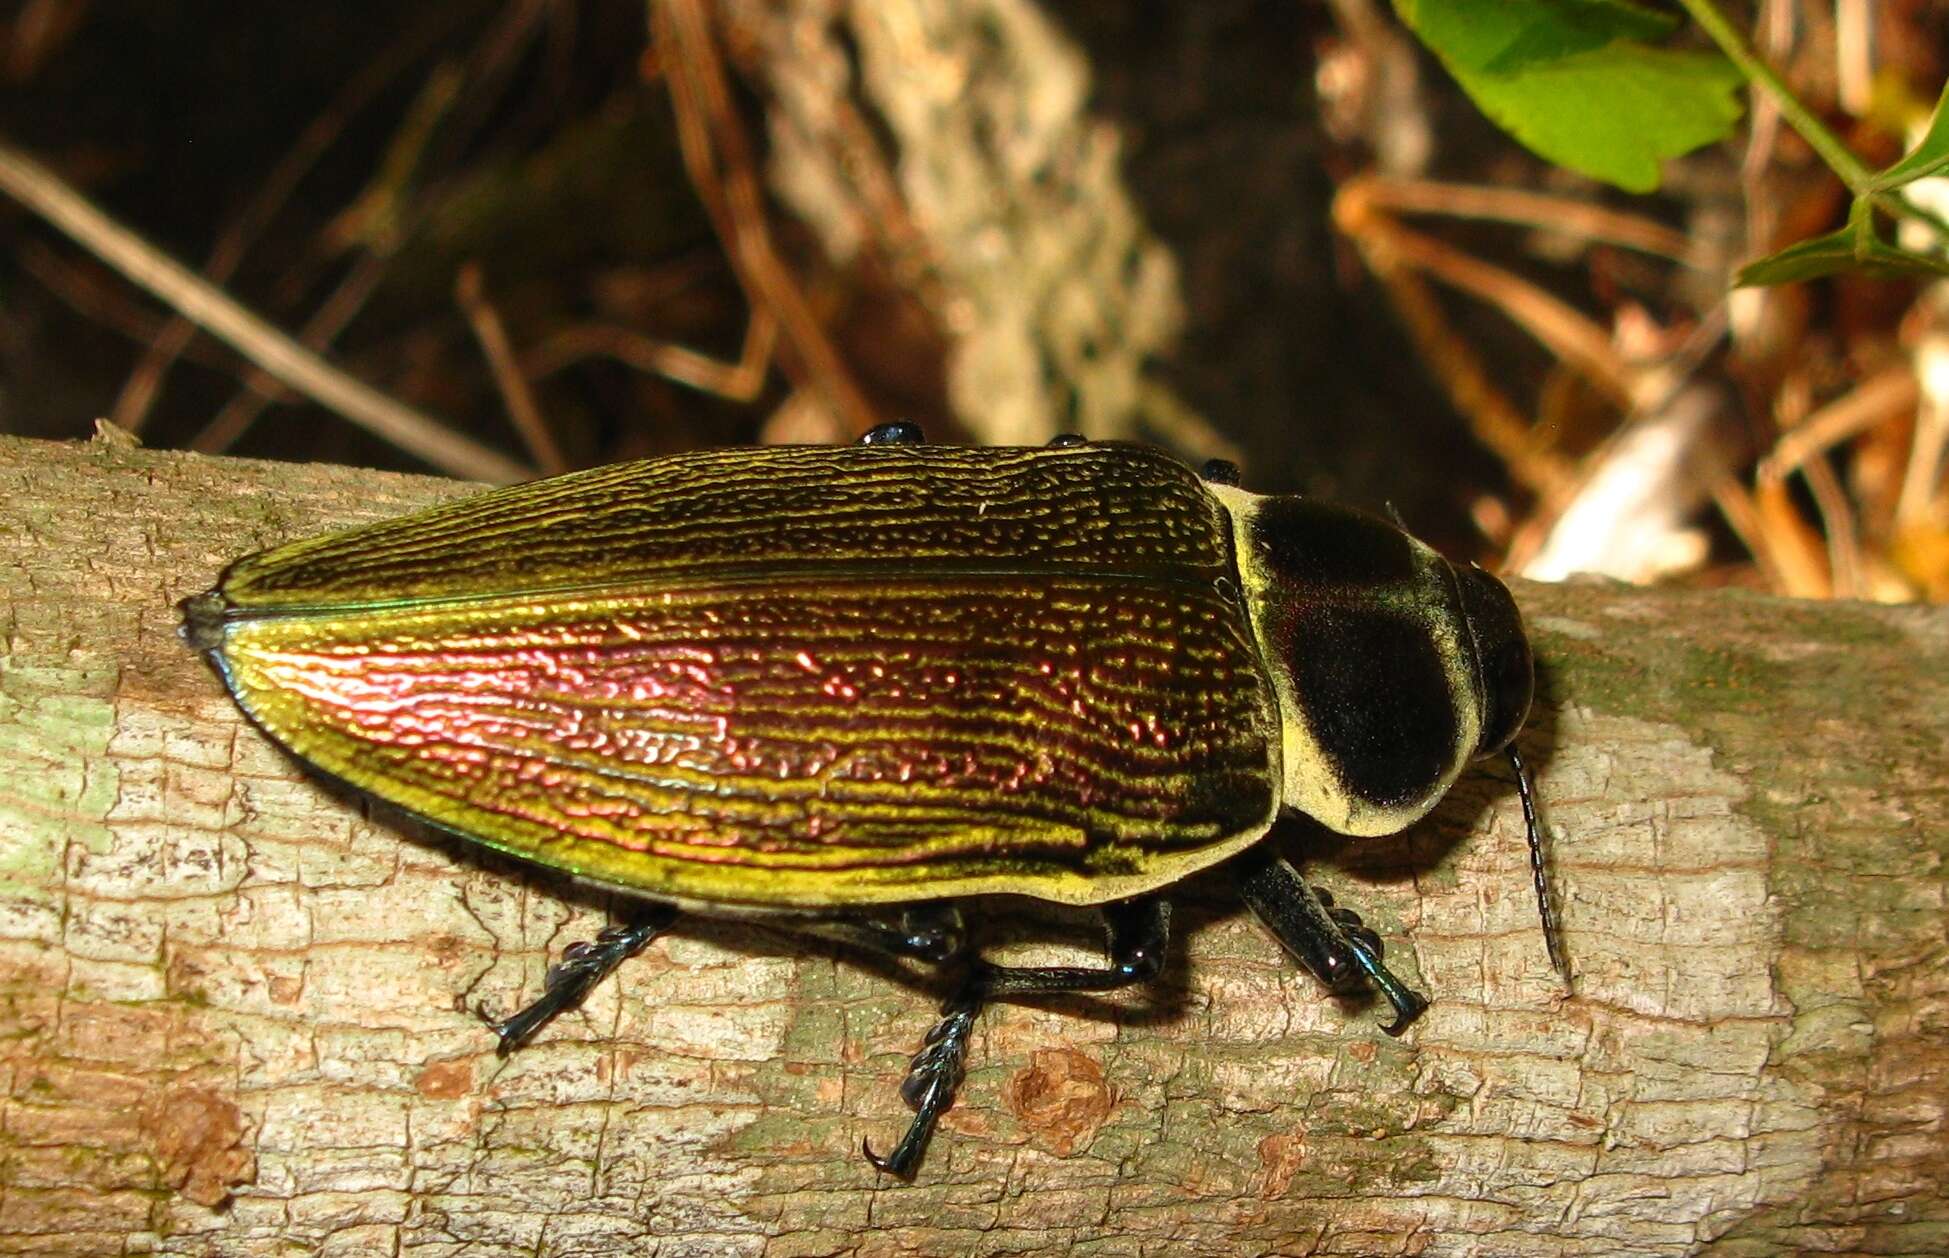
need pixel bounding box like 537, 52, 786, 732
208, 444, 1280, 907
219, 444, 1233, 608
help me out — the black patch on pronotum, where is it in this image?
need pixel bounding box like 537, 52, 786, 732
1251, 499, 1418, 590
1283, 606, 1458, 808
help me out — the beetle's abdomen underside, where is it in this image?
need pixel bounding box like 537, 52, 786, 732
203, 445, 1280, 907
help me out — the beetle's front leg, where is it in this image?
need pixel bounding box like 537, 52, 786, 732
1232, 848, 1429, 1034
480, 902, 683, 1054
864, 897, 1169, 1178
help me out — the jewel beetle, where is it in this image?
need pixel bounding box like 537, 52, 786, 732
181, 425, 1564, 1178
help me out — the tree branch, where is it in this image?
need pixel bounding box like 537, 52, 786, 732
2, 433, 1944, 1255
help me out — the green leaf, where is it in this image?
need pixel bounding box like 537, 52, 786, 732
1394, 0, 1744, 193
1407, 0, 1677, 72
1735, 215, 1949, 286
1868, 79, 1949, 192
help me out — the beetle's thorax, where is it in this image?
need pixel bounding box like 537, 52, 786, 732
1206, 483, 1485, 838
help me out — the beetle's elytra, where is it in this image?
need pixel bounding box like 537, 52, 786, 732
182, 427, 1563, 1178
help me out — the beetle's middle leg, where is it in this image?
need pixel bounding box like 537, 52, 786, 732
481, 902, 682, 1054
789, 903, 969, 965
865, 896, 1169, 1177
1232, 847, 1429, 1034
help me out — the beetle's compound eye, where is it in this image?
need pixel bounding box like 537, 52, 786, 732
1455, 564, 1532, 758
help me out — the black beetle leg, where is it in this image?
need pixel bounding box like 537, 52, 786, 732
1308, 887, 1429, 1033
863, 896, 1169, 1178
863, 982, 981, 1178
789, 903, 968, 966
1233, 849, 1362, 991
1232, 848, 1429, 1035
972, 896, 1170, 999
480, 902, 681, 1055
1340, 929, 1429, 1037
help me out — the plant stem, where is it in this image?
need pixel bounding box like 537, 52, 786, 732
1674, 0, 1874, 193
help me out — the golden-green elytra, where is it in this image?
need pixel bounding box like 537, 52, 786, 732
183, 428, 1557, 1179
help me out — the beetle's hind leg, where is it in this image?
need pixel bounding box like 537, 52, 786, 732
483, 904, 960, 1059
864, 897, 1169, 1178
1232, 848, 1429, 1034
480, 902, 682, 1054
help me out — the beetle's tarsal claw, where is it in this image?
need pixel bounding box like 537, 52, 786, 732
863, 1094, 936, 1180
863, 993, 980, 1180
1341, 931, 1429, 1035
477, 908, 679, 1055
476, 1004, 521, 1057
862, 1136, 917, 1180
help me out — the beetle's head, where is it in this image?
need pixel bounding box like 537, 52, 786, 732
1219, 493, 1533, 837
1451, 559, 1534, 759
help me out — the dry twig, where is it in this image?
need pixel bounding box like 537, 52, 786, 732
0, 138, 528, 482
104, 8, 469, 435
456, 262, 569, 476
655, 0, 878, 436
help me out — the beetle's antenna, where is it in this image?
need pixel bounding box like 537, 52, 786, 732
1507, 744, 1570, 990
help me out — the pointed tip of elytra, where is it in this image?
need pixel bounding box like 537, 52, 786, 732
178, 590, 229, 652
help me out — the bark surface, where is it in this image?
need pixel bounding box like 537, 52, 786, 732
1, 433, 1945, 1257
